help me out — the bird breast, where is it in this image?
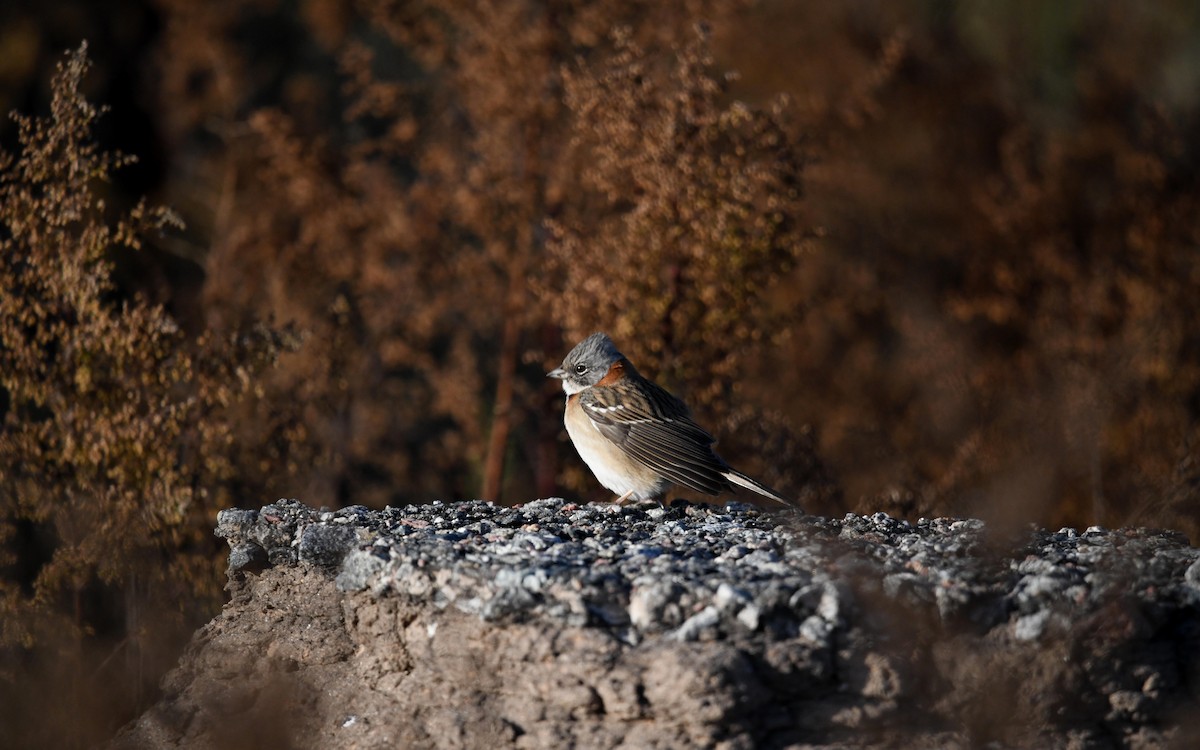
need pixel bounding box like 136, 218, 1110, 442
565, 393, 667, 500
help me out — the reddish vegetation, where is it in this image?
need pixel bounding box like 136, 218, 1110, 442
2, 1, 1199, 747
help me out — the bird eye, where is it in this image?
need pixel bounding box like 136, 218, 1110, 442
574, 364, 587, 374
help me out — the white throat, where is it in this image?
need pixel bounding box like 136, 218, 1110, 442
562, 380, 587, 396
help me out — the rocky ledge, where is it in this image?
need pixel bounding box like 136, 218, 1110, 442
112, 499, 1200, 749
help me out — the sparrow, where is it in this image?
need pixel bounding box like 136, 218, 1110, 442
548, 332, 793, 506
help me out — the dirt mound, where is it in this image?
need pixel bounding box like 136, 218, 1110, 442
111, 499, 1200, 749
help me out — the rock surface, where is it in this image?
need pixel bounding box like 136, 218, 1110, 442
112, 499, 1200, 749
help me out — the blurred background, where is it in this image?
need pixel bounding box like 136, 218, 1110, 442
2, 0, 1199, 746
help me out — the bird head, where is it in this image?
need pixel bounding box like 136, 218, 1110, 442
548, 332, 623, 395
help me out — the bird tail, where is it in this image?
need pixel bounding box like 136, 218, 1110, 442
722, 470, 796, 507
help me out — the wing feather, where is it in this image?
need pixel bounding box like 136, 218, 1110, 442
581, 378, 731, 496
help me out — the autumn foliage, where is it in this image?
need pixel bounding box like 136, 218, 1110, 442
0, 45, 287, 745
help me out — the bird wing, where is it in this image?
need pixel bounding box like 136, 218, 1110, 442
579, 378, 730, 495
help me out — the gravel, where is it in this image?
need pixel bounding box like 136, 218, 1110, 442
132, 497, 1199, 749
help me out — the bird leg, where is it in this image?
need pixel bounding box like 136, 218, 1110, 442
613, 490, 635, 505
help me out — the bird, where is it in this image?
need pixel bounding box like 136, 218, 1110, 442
548, 332, 794, 506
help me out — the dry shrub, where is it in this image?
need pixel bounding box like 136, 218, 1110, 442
953, 97, 1200, 534
551, 28, 806, 392
720, 2, 1200, 537
545, 27, 834, 505
6, 2, 1193, 535
0, 45, 283, 747
157, 0, 817, 507
8, 1, 1195, 558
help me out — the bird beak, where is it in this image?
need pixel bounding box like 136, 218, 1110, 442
547, 367, 567, 379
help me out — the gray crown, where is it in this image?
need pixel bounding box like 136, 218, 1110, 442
567, 332, 623, 369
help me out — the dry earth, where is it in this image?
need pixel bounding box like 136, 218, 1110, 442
110, 499, 1200, 749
